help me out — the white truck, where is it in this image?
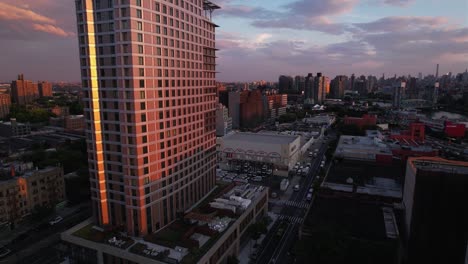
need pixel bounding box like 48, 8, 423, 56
280, 179, 290, 191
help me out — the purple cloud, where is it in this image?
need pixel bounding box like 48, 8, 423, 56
0, 1, 75, 39
353, 16, 449, 33
383, 0, 416, 6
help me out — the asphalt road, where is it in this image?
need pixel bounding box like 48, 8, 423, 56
255, 136, 332, 264
0, 206, 91, 264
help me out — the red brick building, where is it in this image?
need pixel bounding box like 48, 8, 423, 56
344, 114, 377, 129
38, 81, 53, 97
240, 90, 266, 128
64, 115, 85, 131
0, 93, 11, 119
390, 123, 426, 142
11, 74, 39, 105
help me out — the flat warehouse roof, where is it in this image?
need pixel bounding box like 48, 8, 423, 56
223, 132, 298, 145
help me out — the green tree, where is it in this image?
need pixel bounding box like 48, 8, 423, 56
226, 256, 239, 264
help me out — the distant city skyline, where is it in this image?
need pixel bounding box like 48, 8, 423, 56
0, 0, 467, 82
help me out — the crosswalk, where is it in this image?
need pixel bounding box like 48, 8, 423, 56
278, 214, 304, 224
282, 200, 309, 209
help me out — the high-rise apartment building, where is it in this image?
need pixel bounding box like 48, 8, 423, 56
215, 103, 232, 137
11, 74, 39, 105
355, 75, 368, 96
228, 91, 241, 129
0, 93, 11, 119
278, 75, 294, 94
393, 82, 406, 108
330, 75, 347, 99
239, 89, 266, 128
74, 0, 219, 237
314, 72, 327, 104
294, 75, 305, 94
304, 73, 314, 102
402, 157, 468, 264
350, 73, 356, 91
38, 81, 53, 97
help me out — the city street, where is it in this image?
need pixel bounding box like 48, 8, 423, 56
255, 135, 333, 264
0, 203, 91, 264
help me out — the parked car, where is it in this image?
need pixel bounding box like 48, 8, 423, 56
306, 193, 312, 201
49, 216, 63, 226
252, 176, 263, 182
293, 185, 300, 191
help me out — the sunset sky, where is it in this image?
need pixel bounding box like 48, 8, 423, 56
0, 0, 467, 82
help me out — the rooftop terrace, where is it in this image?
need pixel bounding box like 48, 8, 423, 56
223, 132, 299, 145
64, 183, 267, 264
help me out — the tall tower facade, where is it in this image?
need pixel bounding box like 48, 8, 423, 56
330, 75, 347, 99
76, 0, 219, 236
304, 73, 314, 101
314, 72, 327, 104
278, 75, 293, 94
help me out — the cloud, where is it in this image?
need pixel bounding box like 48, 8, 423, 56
353, 16, 449, 33
32, 24, 73, 37
286, 0, 358, 17
218, 5, 280, 19
251, 16, 347, 35
0, 2, 74, 38
216, 13, 468, 81
383, 0, 416, 6
0, 2, 55, 24
218, 0, 358, 35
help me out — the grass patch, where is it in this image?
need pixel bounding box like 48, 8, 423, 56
73, 224, 134, 249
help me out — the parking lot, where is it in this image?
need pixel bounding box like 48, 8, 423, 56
216, 137, 329, 198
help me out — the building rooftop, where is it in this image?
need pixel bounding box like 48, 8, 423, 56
296, 196, 399, 264
409, 157, 468, 174
336, 135, 392, 155
64, 183, 267, 264
223, 132, 298, 145
323, 160, 404, 199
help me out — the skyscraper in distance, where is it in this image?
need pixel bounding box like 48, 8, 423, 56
314, 72, 327, 104
278, 75, 294, 94
11, 74, 39, 105
330, 75, 347, 99
294, 75, 305, 94
74, 0, 218, 237
304, 73, 314, 102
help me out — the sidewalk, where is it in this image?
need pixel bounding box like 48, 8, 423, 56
238, 212, 278, 264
